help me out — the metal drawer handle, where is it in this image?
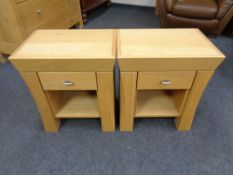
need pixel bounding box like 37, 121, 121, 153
161, 80, 172, 85
63, 81, 74, 86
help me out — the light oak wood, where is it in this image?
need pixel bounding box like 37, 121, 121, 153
117, 29, 225, 71
55, 91, 99, 118
118, 29, 225, 131
18, 0, 82, 34
171, 90, 189, 114
97, 72, 115, 132
46, 91, 63, 116
120, 72, 137, 131
0, 0, 26, 54
0, 0, 83, 55
21, 72, 60, 132
136, 90, 180, 117
10, 30, 116, 72
46, 91, 99, 118
137, 71, 196, 90
38, 72, 97, 90
0, 53, 7, 63
9, 59, 115, 72
175, 71, 214, 131
10, 29, 115, 132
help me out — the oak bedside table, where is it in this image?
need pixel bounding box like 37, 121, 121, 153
10, 29, 116, 132
117, 29, 225, 132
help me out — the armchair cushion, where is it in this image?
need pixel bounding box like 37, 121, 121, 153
172, 0, 218, 19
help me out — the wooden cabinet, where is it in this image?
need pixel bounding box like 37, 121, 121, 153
80, 0, 110, 23
0, 0, 83, 55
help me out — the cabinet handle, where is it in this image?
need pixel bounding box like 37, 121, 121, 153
64, 81, 74, 86
161, 80, 172, 85
36, 9, 42, 15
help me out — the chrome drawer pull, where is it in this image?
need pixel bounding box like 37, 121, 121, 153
63, 81, 74, 86
161, 80, 172, 85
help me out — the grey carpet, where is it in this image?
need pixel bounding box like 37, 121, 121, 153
0, 4, 233, 175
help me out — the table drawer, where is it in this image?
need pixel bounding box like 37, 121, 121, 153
38, 72, 97, 90
137, 71, 196, 90
18, 0, 80, 34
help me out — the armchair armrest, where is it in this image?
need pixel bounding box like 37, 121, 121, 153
165, 0, 177, 12
157, 0, 177, 27
157, 0, 168, 27
217, 0, 233, 19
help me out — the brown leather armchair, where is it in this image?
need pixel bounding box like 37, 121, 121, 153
157, 0, 233, 35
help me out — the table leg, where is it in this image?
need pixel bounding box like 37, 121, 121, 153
97, 72, 115, 132
21, 72, 61, 132
175, 71, 214, 131
120, 72, 137, 131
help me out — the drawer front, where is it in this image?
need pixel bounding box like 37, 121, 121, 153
38, 72, 97, 90
137, 71, 196, 90
18, 0, 81, 34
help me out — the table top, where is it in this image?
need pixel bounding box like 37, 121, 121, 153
11, 29, 116, 59
117, 29, 225, 71
117, 29, 224, 59
10, 29, 116, 72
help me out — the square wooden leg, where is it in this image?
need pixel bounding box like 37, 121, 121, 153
175, 71, 214, 131
97, 72, 115, 132
21, 72, 61, 132
120, 72, 137, 131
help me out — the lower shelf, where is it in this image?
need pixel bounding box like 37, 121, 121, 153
47, 91, 100, 118
135, 90, 187, 118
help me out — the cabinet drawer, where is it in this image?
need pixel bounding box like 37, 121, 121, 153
137, 71, 196, 90
38, 72, 97, 90
18, 0, 80, 34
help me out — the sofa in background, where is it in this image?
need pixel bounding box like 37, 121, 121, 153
157, 0, 233, 35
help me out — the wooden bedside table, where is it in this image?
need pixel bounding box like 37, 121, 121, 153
10, 29, 116, 132
117, 29, 225, 132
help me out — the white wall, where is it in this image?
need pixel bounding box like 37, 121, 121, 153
111, 0, 156, 7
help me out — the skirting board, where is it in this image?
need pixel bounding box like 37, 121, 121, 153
111, 0, 156, 7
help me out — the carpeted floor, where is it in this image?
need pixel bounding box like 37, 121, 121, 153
0, 4, 233, 175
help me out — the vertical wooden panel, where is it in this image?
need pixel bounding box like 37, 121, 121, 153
120, 72, 137, 131
172, 90, 189, 114
175, 71, 214, 131
0, 53, 7, 63
0, 0, 25, 43
21, 72, 61, 132
97, 72, 115, 132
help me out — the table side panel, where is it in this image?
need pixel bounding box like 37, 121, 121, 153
10, 58, 115, 72
118, 57, 224, 71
